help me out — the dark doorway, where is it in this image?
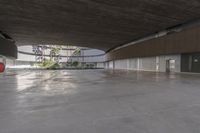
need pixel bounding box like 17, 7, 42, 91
191, 53, 200, 73
181, 53, 200, 73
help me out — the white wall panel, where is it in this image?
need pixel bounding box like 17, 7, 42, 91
109, 55, 181, 72
114, 59, 128, 69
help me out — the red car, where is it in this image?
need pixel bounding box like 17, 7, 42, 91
0, 62, 5, 73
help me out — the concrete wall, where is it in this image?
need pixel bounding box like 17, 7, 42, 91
128, 58, 138, 70
0, 57, 3, 62
97, 62, 105, 68
18, 53, 36, 62
5, 58, 15, 67
158, 55, 181, 72
82, 49, 105, 56
114, 59, 128, 69
106, 54, 181, 73
0, 37, 17, 58
108, 61, 114, 69
139, 57, 157, 71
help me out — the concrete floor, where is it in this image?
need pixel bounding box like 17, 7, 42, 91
1, 70, 200, 133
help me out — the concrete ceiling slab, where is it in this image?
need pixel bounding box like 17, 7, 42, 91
0, 0, 200, 51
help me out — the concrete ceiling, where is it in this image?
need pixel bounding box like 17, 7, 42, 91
0, 0, 200, 51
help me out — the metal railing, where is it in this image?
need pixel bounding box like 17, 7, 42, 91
18, 51, 105, 63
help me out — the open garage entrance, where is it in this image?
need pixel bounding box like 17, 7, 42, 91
1, 1, 200, 133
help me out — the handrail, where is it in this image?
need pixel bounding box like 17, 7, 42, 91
18, 51, 105, 58
33, 46, 93, 51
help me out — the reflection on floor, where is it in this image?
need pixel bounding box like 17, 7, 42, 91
1, 69, 200, 133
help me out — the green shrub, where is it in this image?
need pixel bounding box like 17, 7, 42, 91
72, 61, 79, 67
48, 63, 60, 69
36, 59, 61, 69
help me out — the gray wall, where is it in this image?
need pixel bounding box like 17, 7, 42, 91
158, 55, 181, 72
97, 62, 105, 68
106, 54, 181, 73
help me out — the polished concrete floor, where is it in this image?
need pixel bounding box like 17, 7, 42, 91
1, 69, 200, 133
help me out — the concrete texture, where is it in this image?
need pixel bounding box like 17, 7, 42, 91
106, 54, 181, 72
0, 37, 17, 58
1, 1, 200, 51
1, 70, 200, 133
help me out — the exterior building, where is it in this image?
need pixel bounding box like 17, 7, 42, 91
3, 45, 105, 68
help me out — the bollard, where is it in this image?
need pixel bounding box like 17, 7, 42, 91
0, 62, 5, 73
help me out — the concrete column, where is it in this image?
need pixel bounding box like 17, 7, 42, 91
0, 37, 17, 58
127, 59, 130, 70
137, 58, 140, 71
156, 56, 159, 72
113, 60, 115, 69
